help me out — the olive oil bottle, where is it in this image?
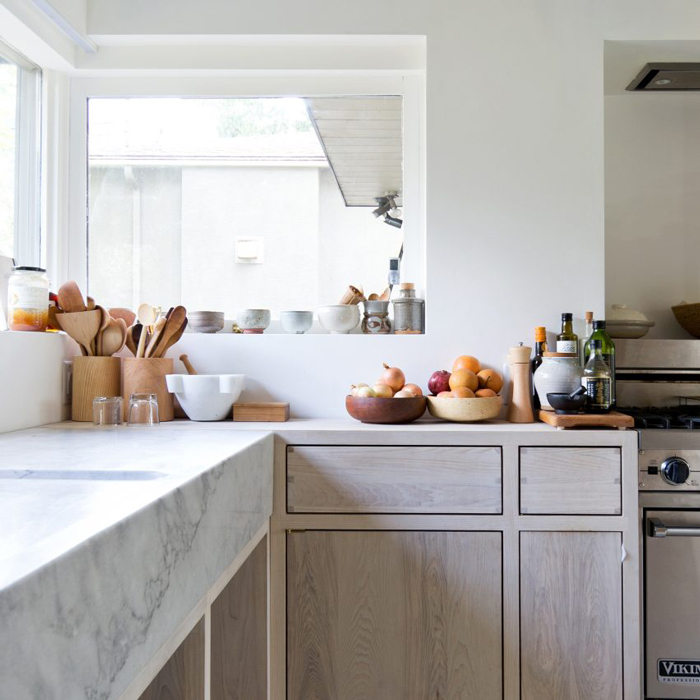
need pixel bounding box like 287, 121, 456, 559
582, 339, 612, 412
556, 313, 578, 354
532, 326, 547, 410
583, 320, 616, 407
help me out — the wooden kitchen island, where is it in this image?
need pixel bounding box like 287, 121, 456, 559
266, 421, 641, 700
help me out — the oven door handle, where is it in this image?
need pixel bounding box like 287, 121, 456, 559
649, 517, 700, 538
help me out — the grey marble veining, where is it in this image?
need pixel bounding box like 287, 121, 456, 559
0, 425, 273, 700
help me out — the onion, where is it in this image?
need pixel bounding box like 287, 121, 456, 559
356, 386, 376, 398
394, 389, 414, 398
350, 383, 369, 397
372, 383, 394, 398
380, 363, 405, 392
402, 383, 423, 397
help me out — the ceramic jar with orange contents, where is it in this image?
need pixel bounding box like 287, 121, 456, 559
8, 266, 49, 331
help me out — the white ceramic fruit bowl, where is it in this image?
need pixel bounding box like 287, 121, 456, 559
318, 304, 360, 334
427, 395, 502, 423
166, 374, 245, 421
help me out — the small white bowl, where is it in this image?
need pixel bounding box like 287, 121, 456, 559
189, 311, 224, 334
318, 304, 360, 334
236, 308, 271, 334
280, 310, 313, 334
166, 374, 245, 421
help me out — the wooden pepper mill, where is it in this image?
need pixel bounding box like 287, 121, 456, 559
507, 343, 535, 423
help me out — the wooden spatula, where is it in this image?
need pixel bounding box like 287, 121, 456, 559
144, 317, 167, 358
152, 306, 187, 358
57, 281, 87, 313
55, 309, 101, 356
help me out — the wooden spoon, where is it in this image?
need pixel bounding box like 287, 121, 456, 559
109, 307, 136, 327
126, 323, 140, 356
152, 306, 187, 358
100, 317, 127, 356
180, 354, 198, 375
136, 303, 156, 358
95, 306, 110, 355
57, 281, 86, 313
55, 310, 101, 356
86, 296, 96, 311
144, 317, 167, 358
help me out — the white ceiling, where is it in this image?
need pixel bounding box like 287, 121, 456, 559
305, 96, 403, 207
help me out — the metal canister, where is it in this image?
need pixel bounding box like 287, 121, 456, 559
362, 300, 391, 334
392, 283, 424, 334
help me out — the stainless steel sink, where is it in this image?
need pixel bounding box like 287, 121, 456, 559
0, 469, 167, 481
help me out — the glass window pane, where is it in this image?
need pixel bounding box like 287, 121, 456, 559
87, 97, 403, 317
0, 58, 18, 259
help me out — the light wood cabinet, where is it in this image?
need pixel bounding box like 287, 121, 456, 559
287, 445, 502, 514
520, 532, 623, 700
520, 447, 621, 515
286, 530, 503, 700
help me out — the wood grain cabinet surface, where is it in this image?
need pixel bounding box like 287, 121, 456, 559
520, 532, 623, 700
520, 447, 622, 515
287, 445, 502, 514
287, 530, 503, 700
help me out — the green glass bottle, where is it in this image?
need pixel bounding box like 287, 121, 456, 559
583, 340, 613, 413
584, 320, 616, 407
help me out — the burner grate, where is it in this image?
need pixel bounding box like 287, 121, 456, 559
618, 406, 700, 429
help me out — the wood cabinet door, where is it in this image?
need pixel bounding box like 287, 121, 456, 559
520, 532, 623, 700
287, 531, 502, 700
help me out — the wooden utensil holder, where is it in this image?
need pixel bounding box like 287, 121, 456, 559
122, 358, 174, 422
72, 356, 121, 422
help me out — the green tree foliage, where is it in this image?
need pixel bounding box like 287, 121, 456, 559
216, 98, 311, 138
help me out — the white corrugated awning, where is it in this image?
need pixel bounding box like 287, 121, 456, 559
305, 96, 403, 207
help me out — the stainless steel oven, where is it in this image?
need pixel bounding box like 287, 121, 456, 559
617, 340, 700, 698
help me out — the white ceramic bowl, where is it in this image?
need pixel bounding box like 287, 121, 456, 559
236, 309, 271, 334
280, 310, 313, 334
189, 311, 224, 334
166, 374, 244, 421
318, 304, 360, 334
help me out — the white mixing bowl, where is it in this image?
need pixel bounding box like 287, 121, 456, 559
166, 374, 245, 421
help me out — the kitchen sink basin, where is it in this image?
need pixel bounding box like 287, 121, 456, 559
0, 469, 168, 481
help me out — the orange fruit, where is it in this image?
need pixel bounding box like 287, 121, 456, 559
477, 369, 503, 393
476, 388, 497, 398
453, 355, 481, 374
449, 368, 478, 391
451, 387, 475, 398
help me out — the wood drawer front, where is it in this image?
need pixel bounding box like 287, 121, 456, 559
520, 447, 621, 515
287, 446, 502, 514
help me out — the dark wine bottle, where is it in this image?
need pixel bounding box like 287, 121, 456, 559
556, 313, 578, 355
532, 326, 547, 410
583, 320, 616, 407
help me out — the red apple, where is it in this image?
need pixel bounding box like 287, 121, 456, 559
428, 370, 451, 396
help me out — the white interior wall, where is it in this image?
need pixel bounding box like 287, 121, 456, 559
6, 0, 700, 426
606, 93, 700, 338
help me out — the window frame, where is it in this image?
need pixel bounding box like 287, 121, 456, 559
0, 40, 42, 267
67, 74, 425, 307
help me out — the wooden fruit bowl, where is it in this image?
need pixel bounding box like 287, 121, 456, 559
427, 395, 502, 423
345, 395, 427, 424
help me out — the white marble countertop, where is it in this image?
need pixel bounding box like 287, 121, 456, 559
0, 424, 273, 700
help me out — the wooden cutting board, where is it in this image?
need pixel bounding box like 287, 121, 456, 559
539, 409, 634, 430
233, 402, 290, 422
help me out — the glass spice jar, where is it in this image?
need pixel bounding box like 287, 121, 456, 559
7, 266, 50, 332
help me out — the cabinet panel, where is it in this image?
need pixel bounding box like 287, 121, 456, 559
211, 536, 267, 700
287, 530, 502, 700
520, 532, 622, 700
138, 617, 204, 700
287, 446, 502, 514
520, 447, 621, 514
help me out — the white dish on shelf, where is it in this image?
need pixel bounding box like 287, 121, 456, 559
280, 310, 313, 334
318, 304, 360, 334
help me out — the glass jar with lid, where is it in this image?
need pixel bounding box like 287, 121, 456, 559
392, 283, 425, 334
7, 266, 50, 332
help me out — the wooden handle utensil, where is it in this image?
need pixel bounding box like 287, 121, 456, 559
180, 354, 198, 375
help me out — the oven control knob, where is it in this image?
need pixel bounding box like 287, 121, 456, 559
660, 457, 690, 485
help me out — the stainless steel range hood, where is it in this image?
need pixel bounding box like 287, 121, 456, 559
627, 63, 700, 91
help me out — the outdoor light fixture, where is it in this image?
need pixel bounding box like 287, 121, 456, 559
373, 193, 403, 228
